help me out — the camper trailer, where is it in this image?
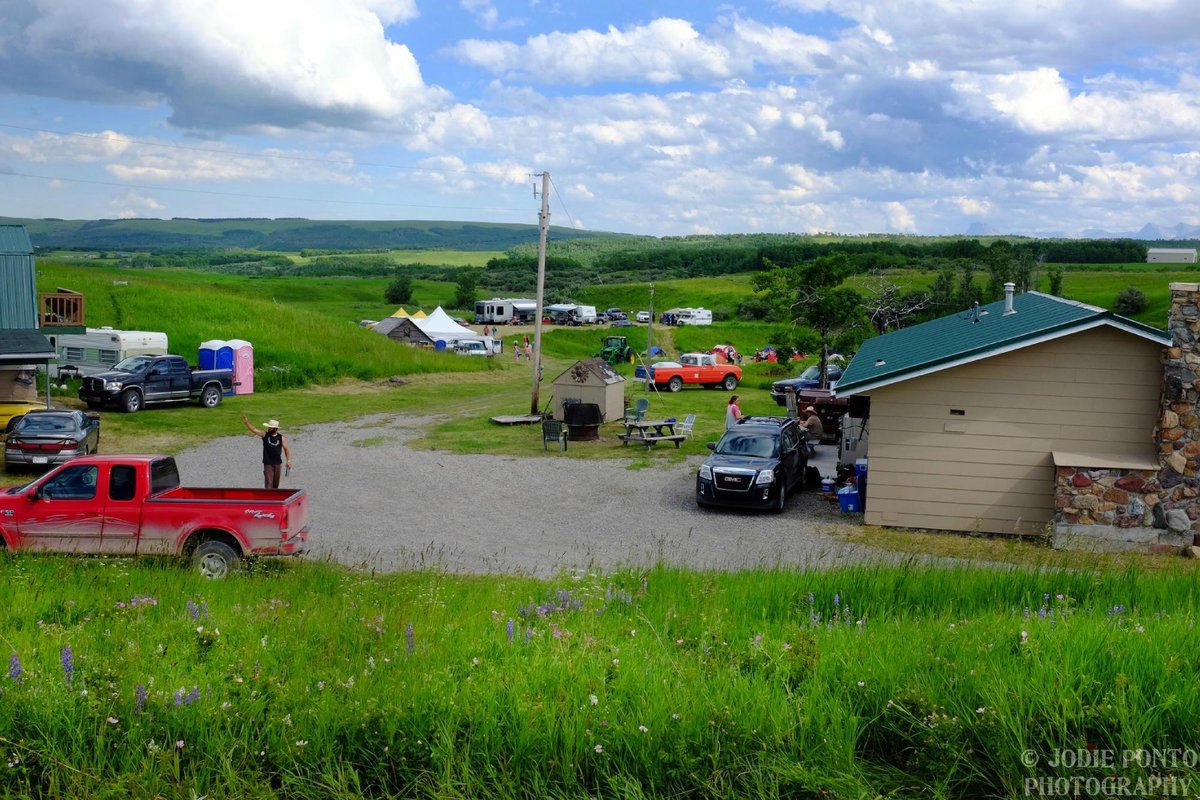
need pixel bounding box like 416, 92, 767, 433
49, 328, 169, 377
676, 308, 713, 325
474, 298, 538, 324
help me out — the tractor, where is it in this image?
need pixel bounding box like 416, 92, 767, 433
597, 335, 634, 365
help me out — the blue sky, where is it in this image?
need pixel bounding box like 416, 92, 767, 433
0, 0, 1197, 237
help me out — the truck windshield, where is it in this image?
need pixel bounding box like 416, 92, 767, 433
113, 355, 155, 373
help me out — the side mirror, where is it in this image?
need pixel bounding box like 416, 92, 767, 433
707, 442, 716, 451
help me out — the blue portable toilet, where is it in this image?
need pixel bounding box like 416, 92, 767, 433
198, 339, 226, 371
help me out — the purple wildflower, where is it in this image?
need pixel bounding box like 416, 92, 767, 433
506, 618, 515, 643
174, 689, 185, 706
8, 653, 22, 683
135, 684, 147, 713
60, 644, 74, 684
200, 601, 209, 619
187, 686, 201, 704
406, 622, 415, 655
524, 626, 532, 645
186, 601, 199, 620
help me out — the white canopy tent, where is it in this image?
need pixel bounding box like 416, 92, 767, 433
414, 307, 484, 348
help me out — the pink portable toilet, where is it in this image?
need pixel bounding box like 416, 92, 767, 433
227, 339, 254, 395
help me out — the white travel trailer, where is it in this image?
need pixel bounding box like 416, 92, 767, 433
474, 298, 538, 324
676, 308, 713, 325
573, 305, 598, 324
48, 328, 169, 377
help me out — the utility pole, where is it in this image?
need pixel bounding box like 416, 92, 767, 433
530, 171, 550, 415
646, 282, 654, 393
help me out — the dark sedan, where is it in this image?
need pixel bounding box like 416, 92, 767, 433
4, 409, 100, 470
695, 417, 806, 513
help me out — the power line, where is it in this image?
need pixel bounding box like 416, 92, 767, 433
548, 175, 580, 231
1, 170, 528, 216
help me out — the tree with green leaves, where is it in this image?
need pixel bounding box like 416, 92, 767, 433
453, 270, 479, 311
384, 275, 413, 305
752, 253, 866, 389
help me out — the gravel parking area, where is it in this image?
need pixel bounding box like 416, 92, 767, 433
179, 414, 885, 576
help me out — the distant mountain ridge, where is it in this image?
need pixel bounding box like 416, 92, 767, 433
0, 216, 617, 252
965, 219, 1200, 241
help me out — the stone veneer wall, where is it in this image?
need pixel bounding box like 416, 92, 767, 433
1157, 283, 1200, 517
1055, 467, 1156, 528
1053, 283, 1200, 550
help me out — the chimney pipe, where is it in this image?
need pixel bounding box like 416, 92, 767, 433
1003, 282, 1016, 315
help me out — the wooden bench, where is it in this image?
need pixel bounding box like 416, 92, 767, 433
618, 433, 686, 448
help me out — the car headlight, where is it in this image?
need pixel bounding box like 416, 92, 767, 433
104, 381, 123, 391
755, 470, 775, 485
699, 464, 713, 480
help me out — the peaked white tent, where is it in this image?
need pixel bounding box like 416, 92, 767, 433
413, 307, 482, 348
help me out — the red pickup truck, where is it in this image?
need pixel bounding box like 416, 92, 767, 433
650, 353, 741, 392
0, 455, 308, 578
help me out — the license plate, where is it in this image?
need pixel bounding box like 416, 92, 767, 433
32, 456, 48, 464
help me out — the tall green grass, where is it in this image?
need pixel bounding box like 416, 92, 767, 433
2, 556, 1198, 798
37, 262, 490, 390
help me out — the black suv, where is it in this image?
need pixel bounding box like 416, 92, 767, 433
695, 416, 807, 513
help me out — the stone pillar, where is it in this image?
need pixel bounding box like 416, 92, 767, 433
1156, 283, 1200, 536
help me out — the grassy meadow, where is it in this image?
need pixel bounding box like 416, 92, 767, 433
2, 556, 1199, 799
12, 253, 1200, 798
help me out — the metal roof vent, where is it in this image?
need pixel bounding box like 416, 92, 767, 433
1003, 282, 1017, 315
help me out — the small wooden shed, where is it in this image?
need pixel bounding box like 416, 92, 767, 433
551, 358, 625, 422
373, 316, 434, 347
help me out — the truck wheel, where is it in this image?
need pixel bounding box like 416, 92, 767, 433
193, 540, 240, 579
722, 374, 739, 391
667, 376, 684, 393
121, 389, 142, 414
200, 385, 222, 408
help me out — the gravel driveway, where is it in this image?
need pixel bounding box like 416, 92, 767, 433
180, 414, 885, 576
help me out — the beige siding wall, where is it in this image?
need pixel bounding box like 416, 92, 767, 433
863, 327, 1163, 535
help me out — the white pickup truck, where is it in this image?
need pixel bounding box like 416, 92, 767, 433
453, 339, 493, 356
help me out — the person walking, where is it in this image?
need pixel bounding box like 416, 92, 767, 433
242, 416, 292, 489
524, 341, 533, 360
513, 341, 521, 360
726, 395, 745, 429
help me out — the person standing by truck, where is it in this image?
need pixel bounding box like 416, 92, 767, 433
726, 395, 745, 429
242, 416, 293, 488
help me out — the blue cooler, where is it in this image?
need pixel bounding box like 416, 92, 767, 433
837, 485, 860, 513
855, 458, 868, 502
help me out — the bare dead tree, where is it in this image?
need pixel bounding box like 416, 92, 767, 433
860, 270, 934, 334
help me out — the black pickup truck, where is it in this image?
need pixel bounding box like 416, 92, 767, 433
79, 355, 234, 413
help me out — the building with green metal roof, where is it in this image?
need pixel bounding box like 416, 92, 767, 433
834, 284, 1171, 541
836, 290, 1169, 396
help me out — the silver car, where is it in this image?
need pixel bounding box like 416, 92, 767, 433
4, 409, 101, 470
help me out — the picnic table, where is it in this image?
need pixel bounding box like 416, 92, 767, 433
618, 419, 686, 448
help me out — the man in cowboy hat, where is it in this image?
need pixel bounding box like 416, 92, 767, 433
800, 406, 823, 455
242, 415, 293, 488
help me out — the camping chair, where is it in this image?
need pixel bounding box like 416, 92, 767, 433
623, 397, 649, 423
542, 418, 567, 451
677, 413, 696, 439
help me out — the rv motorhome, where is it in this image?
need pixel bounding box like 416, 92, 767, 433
50, 328, 169, 377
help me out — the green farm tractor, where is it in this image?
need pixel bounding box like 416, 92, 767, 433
597, 336, 635, 365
